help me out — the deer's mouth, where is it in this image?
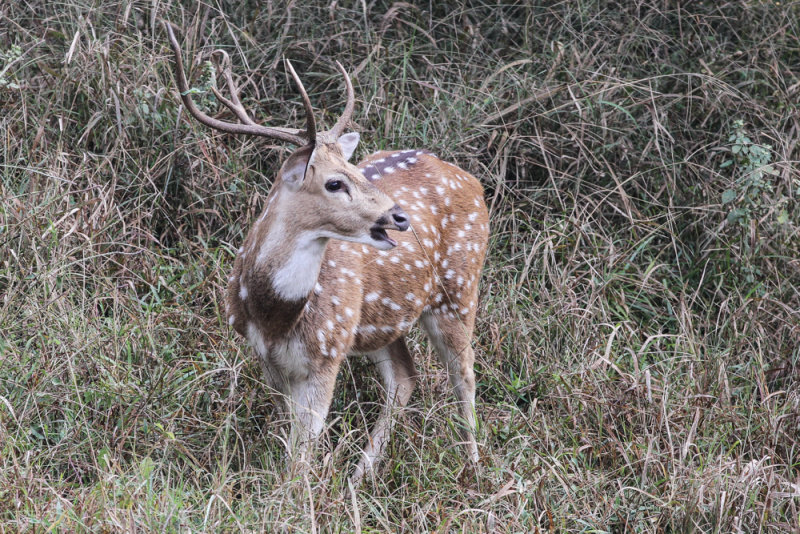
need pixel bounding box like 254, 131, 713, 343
370, 226, 398, 248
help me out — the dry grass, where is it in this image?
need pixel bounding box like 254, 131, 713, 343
1, 0, 799, 532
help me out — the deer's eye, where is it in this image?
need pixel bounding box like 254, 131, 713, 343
325, 180, 344, 192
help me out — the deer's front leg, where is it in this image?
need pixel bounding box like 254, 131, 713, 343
284, 361, 340, 467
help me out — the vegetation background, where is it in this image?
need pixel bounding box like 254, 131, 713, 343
1, 0, 798, 531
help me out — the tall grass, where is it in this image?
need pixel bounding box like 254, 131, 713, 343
1, 1, 798, 531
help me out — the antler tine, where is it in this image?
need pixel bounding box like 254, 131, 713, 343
210, 49, 256, 126
163, 21, 309, 146
326, 60, 355, 139
285, 59, 317, 142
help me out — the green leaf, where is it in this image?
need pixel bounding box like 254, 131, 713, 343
155, 422, 175, 440
762, 165, 778, 176
721, 189, 737, 204
777, 210, 789, 224
720, 159, 734, 169
139, 456, 155, 479
727, 208, 746, 224
99, 447, 112, 469
731, 144, 742, 154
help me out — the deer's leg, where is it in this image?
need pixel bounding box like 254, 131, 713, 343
259, 358, 290, 414
419, 311, 480, 464
352, 337, 417, 483
282, 363, 340, 466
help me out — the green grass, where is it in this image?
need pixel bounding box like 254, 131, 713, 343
1, 0, 799, 531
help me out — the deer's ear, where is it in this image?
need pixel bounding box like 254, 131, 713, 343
337, 132, 360, 161
280, 144, 315, 190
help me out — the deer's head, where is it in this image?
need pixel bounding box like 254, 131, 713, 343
165, 23, 408, 250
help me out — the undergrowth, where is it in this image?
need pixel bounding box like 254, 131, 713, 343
1, 1, 798, 532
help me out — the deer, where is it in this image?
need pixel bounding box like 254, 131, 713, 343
165, 22, 489, 482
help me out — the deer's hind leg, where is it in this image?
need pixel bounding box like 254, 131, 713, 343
419, 310, 480, 464
352, 337, 417, 483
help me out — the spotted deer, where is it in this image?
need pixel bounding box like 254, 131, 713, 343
166, 23, 489, 481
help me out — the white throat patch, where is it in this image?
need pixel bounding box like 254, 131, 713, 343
270, 232, 329, 301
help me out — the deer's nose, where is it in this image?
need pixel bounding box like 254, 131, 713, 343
389, 204, 410, 231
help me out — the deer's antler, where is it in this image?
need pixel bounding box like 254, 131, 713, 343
165, 22, 356, 147
165, 22, 307, 145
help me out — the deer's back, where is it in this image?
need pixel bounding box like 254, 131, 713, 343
308, 151, 489, 356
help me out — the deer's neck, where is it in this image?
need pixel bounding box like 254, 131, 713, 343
257, 227, 328, 303
237, 198, 330, 339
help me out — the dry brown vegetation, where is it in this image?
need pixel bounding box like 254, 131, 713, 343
1, 0, 799, 531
